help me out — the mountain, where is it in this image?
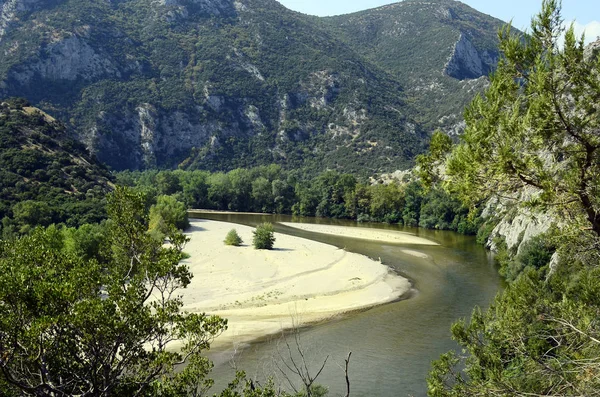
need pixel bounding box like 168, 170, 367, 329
0, 98, 113, 232
0, 0, 510, 174
322, 0, 510, 132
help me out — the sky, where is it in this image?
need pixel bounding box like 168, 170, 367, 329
276, 0, 600, 44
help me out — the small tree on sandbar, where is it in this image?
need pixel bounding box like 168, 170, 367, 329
253, 223, 275, 250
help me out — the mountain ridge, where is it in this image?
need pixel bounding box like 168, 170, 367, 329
0, 0, 509, 173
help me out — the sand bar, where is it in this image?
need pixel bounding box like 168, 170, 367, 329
279, 222, 439, 246
189, 209, 270, 216
179, 220, 411, 348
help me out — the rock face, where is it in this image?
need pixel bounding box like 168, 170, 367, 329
91, 106, 221, 170
0, 0, 48, 40
156, 0, 236, 17
9, 36, 119, 83
584, 38, 600, 61
483, 188, 557, 255
488, 210, 555, 255
323, 0, 509, 133
445, 33, 497, 80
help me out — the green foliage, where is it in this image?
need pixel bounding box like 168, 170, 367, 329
444, 0, 600, 235
0, 186, 227, 395
428, 265, 600, 396
0, 102, 112, 231
419, 187, 471, 231
253, 222, 275, 250
402, 181, 423, 227
428, 2, 600, 395
416, 130, 453, 189
294, 384, 329, 397
148, 194, 189, 241
499, 233, 556, 282
12, 200, 54, 233
224, 228, 243, 246
475, 220, 497, 245
61, 221, 109, 262
120, 166, 483, 235
152, 194, 190, 230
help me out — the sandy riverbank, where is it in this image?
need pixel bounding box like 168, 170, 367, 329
279, 222, 439, 245
179, 220, 411, 348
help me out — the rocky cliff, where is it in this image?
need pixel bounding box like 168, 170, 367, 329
445, 33, 498, 80
482, 188, 556, 255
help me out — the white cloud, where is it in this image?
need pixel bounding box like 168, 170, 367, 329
564, 20, 600, 45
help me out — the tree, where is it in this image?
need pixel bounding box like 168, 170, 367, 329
416, 130, 453, 189
0, 186, 227, 396
252, 177, 274, 213
224, 229, 243, 246
253, 223, 275, 250
428, 267, 600, 397
12, 200, 54, 233
150, 195, 190, 231
444, 0, 600, 237
402, 181, 423, 227
155, 171, 182, 196
428, 2, 600, 395
229, 168, 253, 212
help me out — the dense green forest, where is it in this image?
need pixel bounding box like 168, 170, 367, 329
0, 98, 113, 238
116, 166, 483, 235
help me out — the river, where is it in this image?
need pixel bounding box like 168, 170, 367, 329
189, 212, 503, 397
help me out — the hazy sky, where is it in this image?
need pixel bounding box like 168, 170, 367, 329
276, 0, 600, 43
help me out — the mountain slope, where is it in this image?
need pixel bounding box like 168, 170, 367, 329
322, 0, 511, 132
0, 0, 427, 174
0, 0, 513, 174
0, 98, 113, 232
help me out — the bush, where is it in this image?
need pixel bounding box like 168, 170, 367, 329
500, 233, 556, 282
253, 223, 275, 250
476, 220, 497, 245
224, 229, 243, 246
150, 195, 189, 231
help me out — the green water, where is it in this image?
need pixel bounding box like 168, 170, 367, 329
190, 213, 503, 397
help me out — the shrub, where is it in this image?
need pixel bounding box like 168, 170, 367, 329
476, 220, 497, 245
224, 229, 243, 246
500, 233, 556, 282
253, 222, 275, 250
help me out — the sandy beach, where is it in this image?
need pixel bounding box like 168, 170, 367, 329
179, 220, 411, 348
279, 222, 439, 245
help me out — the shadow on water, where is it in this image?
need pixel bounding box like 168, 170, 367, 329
189, 212, 503, 397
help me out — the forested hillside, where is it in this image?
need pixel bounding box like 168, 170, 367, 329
0, 0, 420, 173
0, 0, 509, 174
0, 98, 113, 237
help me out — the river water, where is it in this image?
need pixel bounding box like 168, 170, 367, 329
189, 212, 503, 397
